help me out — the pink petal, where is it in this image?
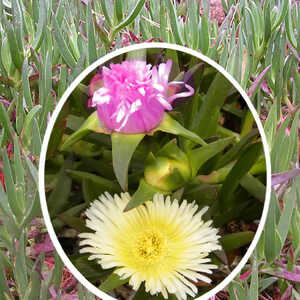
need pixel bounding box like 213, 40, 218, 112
90, 59, 194, 133
33, 234, 54, 255
89, 73, 103, 96
167, 82, 195, 103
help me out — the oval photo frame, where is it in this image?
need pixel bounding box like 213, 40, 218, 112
39, 42, 271, 300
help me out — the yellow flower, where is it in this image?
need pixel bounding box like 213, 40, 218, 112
79, 193, 221, 300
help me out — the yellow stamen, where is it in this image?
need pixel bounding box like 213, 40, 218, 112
133, 230, 166, 265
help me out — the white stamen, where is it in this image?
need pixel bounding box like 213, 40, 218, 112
116, 108, 125, 123
116, 114, 130, 131
98, 88, 109, 95
153, 83, 164, 92
93, 94, 110, 105
138, 87, 146, 96
130, 99, 142, 113
159, 64, 166, 78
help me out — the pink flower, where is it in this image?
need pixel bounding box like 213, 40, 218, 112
91, 60, 194, 134
32, 234, 54, 255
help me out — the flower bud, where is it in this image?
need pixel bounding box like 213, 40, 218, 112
144, 143, 191, 191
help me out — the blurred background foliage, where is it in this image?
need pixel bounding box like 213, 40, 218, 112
0, 0, 299, 299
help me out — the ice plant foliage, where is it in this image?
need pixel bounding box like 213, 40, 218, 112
91, 60, 194, 133
79, 193, 221, 300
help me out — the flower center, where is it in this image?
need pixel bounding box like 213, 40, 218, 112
133, 230, 166, 265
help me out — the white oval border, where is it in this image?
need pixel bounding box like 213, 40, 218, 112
39, 42, 271, 300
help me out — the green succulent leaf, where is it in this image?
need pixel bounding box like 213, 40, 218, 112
193, 73, 232, 139
265, 191, 283, 263
99, 272, 129, 293
0, 257, 12, 299
219, 142, 263, 211
47, 166, 72, 217
60, 111, 109, 151
153, 112, 206, 146
110, 0, 146, 40
111, 132, 145, 191
216, 129, 259, 169
67, 169, 120, 194
71, 254, 110, 283
220, 231, 255, 252
57, 215, 90, 233
188, 137, 235, 177
124, 179, 167, 212
240, 173, 266, 202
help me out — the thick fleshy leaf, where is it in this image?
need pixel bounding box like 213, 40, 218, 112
271, 111, 299, 173
265, 191, 283, 263
133, 285, 149, 300
51, 251, 64, 292
219, 142, 262, 211
165, 0, 184, 45
188, 137, 235, 177
183, 183, 218, 208
52, 15, 76, 68
277, 183, 296, 246
220, 231, 255, 252
196, 162, 235, 184
15, 231, 28, 297
258, 277, 279, 293
216, 129, 259, 169
99, 272, 129, 293
193, 73, 232, 139
111, 132, 144, 191
46, 104, 68, 158
228, 281, 247, 300
249, 249, 258, 300
2, 150, 23, 222
61, 136, 103, 157
60, 111, 109, 150
153, 112, 206, 146
263, 102, 277, 148
57, 215, 90, 233
82, 178, 104, 204
52, 203, 86, 231
99, 0, 112, 27
66, 170, 120, 194
0, 256, 12, 299
47, 166, 72, 217
114, 0, 146, 31
124, 179, 167, 212
271, 0, 289, 30
71, 254, 110, 283
290, 209, 300, 252
240, 173, 266, 202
